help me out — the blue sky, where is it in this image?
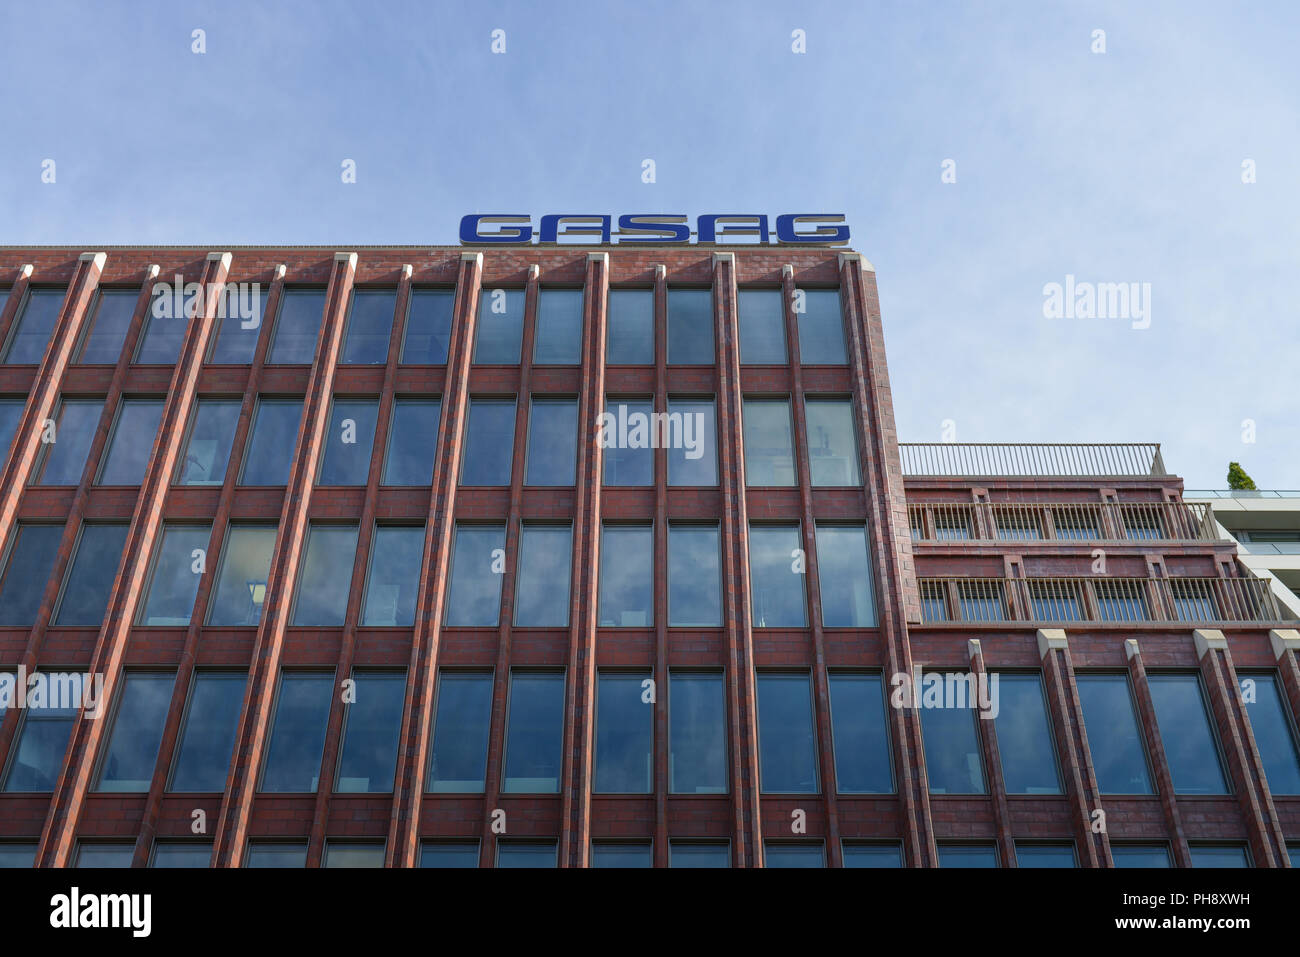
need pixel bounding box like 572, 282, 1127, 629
1, 0, 1297, 488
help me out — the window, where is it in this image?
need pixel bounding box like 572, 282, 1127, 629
595, 672, 653, 793
1189, 845, 1250, 868
169, 672, 246, 792
1015, 844, 1076, 868
0, 398, 23, 464
341, 289, 395, 364
1148, 674, 1229, 794
996, 512, 1041, 540
260, 672, 334, 792
75, 844, 135, 867
815, 525, 877, 627
668, 525, 721, 627
933, 509, 971, 540
428, 672, 493, 792
291, 525, 359, 627
1095, 580, 1148, 622
472, 287, 523, 363
592, 843, 651, 868
993, 674, 1062, 794
1053, 509, 1098, 540
669, 672, 727, 794
534, 288, 583, 364
738, 289, 787, 364
177, 399, 240, 485
598, 524, 653, 627
401, 288, 454, 364
757, 673, 818, 793
513, 525, 572, 627
0, 524, 63, 625
382, 398, 440, 485
1075, 674, 1153, 794
795, 289, 846, 364
460, 398, 515, 485
1111, 844, 1170, 868
748, 525, 806, 627
246, 843, 307, 868
207, 526, 277, 626
502, 672, 565, 793
804, 398, 860, 485
208, 286, 265, 364
95, 672, 175, 791
666, 398, 717, 486
667, 288, 713, 364
77, 289, 136, 364
669, 842, 729, 868
842, 844, 903, 868
324, 843, 386, 867
239, 398, 303, 486
135, 298, 188, 364
361, 526, 425, 626
1122, 506, 1164, 541
606, 289, 653, 364
151, 843, 212, 868
1028, 581, 1081, 622
765, 843, 824, 868
336, 671, 405, 792
3, 288, 64, 363
0, 845, 37, 868
3, 678, 80, 791
958, 581, 1004, 622
138, 525, 210, 626
920, 582, 948, 622
97, 398, 164, 485
34, 398, 102, 485
602, 398, 653, 486
938, 844, 998, 868
1171, 579, 1218, 622
318, 398, 379, 486
919, 676, 987, 794
496, 841, 557, 868
742, 398, 795, 485
267, 289, 326, 364
445, 525, 505, 627
524, 398, 577, 486
828, 673, 893, 793
1242, 672, 1300, 794
420, 843, 480, 868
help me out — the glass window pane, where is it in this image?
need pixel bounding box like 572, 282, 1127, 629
669, 843, 729, 868
739, 290, 787, 364
1076, 674, 1153, 794
428, 672, 493, 792
246, 843, 307, 868
607, 289, 653, 364
765, 844, 824, 868
669, 672, 727, 794
843, 844, 903, 868
138, 526, 209, 626
757, 673, 818, 793
502, 672, 565, 793
362, 526, 425, 626
796, 289, 846, 364
460, 399, 515, 486
170, 673, 246, 792
592, 844, 651, 868
336, 672, 405, 793
667, 289, 713, 364
240, 398, 303, 486
291, 525, 358, 626
135, 302, 188, 365
1190, 845, 1249, 867
36, 398, 103, 485
402, 289, 454, 364
829, 673, 892, 793
78, 290, 136, 364
1016, 844, 1077, 868
666, 398, 716, 486
748, 525, 806, 627
323, 843, 385, 867
383, 398, 440, 485
0, 398, 23, 465
1148, 674, 1229, 795
524, 398, 577, 486
445, 525, 505, 627
95, 672, 175, 791
97, 398, 164, 485
261, 673, 333, 792
513, 525, 572, 627
742, 398, 795, 485
0, 524, 63, 625
0, 845, 38, 867
598, 525, 653, 627
919, 676, 987, 794
1111, 845, 1170, 868
534, 289, 583, 364
75, 844, 134, 867
473, 288, 523, 363
177, 400, 240, 486
668, 525, 721, 627
595, 672, 653, 793
496, 842, 556, 868
268, 289, 326, 364
3, 680, 81, 791
815, 525, 876, 627
4, 288, 65, 363
341, 290, 395, 364
993, 673, 1062, 795
208, 284, 265, 364
420, 843, 480, 868
207, 526, 276, 626
1243, 672, 1300, 795
938, 845, 998, 868
602, 398, 653, 486
805, 399, 860, 486
152, 843, 212, 868
318, 398, 379, 486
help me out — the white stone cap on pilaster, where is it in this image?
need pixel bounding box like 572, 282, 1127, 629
274, 264, 287, 279
206, 251, 232, 270
527, 264, 539, 280
838, 251, 876, 273
1037, 628, 1068, 657
1125, 638, 1141, 660
967, 638, 982, 660
654, 264, 666, 281
401, 264, 413, 279
782, 264, 794, 280
146, 264, 160, 279
79, 252, 107, 270
1193, 629, 1228, 659
334, 252, 358, 268
587, 252, 608, 266
19, 264, 33, 278
461, 251, 483, 266
712, 252, 735, 267
1270, 629, 1300, 659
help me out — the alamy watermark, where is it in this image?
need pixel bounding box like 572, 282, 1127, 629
597, 403, 706, 460
151, 275, 262, 328
889, 665, 1000, 719
1042, 274, 1150, 329
0, 667, 105, 719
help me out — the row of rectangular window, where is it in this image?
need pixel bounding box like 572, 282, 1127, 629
1, 285, 849, 370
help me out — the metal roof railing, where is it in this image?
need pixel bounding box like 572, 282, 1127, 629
899, 443, 1166, 478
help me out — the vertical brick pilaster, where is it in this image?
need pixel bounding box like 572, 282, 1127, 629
651, 262, 670, 867
968, 639, 1016, 866
1124, 638, 1191, 867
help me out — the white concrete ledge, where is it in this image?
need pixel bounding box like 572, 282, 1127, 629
1193, 629, 1228, 658
1270, 629, 1300, 659
1037, 628, 1068, 656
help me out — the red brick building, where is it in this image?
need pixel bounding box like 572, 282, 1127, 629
0, 245, 1295, 868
